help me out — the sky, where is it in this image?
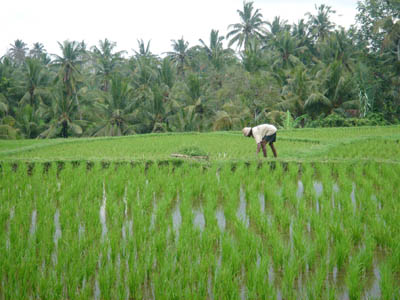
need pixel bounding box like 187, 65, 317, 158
1, 0, 359, 57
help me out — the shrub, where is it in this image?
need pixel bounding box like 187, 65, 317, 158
294, 113, 392, 128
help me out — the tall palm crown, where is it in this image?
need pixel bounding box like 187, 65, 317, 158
52, 41, 84, 97
306, 4, 336, 42
91, 39, 125, 91
199, 30, 225, 58
38, 89, 83, 138
227, 1, 267, 50
134, 39, 154, 58
8, 39, 29, 65
266, 16, 290, 38
199, 30, 229, 70
20, 58, 49, 109
29, 43, 48, 62
165, 38, 190, 75
91, 74, 136, 136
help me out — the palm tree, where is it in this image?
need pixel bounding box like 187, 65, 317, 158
213, 101, 251, 130
89, 74, 136, 136
52, 40, 84, 98
134, 39, 155, 59
132, 55, 158, 88
304, 60, 358, 117
306, 4, 336, 42
15, 104, 42, 138
318, 28, 358, 71
165, 37, 190, 75
29, 43, 50, 64
91, 39, 126, 92
29, 43, 45, 58
167, 104, 201, 132
269, 31, 307, 69
279, 66, 311, 117
375, 15, 400, 61
185, 73, 203, 104
266, 16, 290, 38
19, 58, 50, 109
157, 57, 176, 89
38, 88, 83, 138
0, 57, 14, 117
136, 84, 169, 133
240, 38, 267, 73
0, 94, 9, 117
227, 1, 267, 50
8, 39, 29, 65
199, 30, 230, 70
291, 19, 315, 64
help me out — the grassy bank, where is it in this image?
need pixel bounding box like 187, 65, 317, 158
1, 126, 400, 299
1, 126, 399, 163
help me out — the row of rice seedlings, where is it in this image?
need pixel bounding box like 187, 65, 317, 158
1, 161, 399, 298
329, 162, 400, 298
2, 163, 52, 298
324, 138, 400, 162
236, 161, 400, 298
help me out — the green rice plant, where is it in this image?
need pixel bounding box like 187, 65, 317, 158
281, 255, 302, 299
346, 255, 366, 299
311, 260, 329, 299
2, 144, 400, 298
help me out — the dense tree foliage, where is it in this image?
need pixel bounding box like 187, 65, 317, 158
0, 1, 399, 139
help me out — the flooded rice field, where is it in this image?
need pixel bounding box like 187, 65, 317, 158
1, 161, 399, 299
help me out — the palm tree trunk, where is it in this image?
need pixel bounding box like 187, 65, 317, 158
397, 40, 400, 62
62, 120, 68, 138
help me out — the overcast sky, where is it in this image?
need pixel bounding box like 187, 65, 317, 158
1, 0, 358, 57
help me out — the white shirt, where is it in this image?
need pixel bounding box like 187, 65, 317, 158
252, 124, 277, 144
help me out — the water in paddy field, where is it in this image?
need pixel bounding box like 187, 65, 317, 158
53, 209, 61, 245
100, 183, 107, 241
52, 209, 62, 265
296, 180, 304, 199
313, 181, 323, 198
172, 201, 181, 240
238, 187, 249, 228
150, 193, 157, 230
240, 265, 247, 300
94, 278, 100, 300
259, 193, 265, 213
313, 181, 323, 213
216, 209, 226, 232
29, 209, 37, 236
268, 264, 282, 300
6, 207, 14, 250
79, 223, 85, 240
367, 261, 381, 299
351, 182, 357, 213
207, 273, 214, 300
193, 207, 205, 233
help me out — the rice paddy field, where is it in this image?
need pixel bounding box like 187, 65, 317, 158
1, 126, 400, 299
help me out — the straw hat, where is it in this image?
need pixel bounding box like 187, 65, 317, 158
242, 127, 251, 137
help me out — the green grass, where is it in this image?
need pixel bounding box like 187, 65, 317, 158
1, 126, 400, 299
1, 125, 399, 163
1, 161, 399, 299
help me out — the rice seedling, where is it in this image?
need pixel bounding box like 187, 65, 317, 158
1, 126, 400, 300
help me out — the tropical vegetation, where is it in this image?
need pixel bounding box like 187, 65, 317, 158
1, 0, 399, 139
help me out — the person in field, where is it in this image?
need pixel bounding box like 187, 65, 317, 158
242, 124, 278, 158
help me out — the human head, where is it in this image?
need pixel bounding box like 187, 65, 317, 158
242, 127, 251, 137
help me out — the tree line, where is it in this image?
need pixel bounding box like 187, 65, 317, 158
0, 0, 399, 139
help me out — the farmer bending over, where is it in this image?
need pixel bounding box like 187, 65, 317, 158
242, 124, 278, 158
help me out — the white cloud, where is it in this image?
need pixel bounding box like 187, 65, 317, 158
0, 0, 358, 57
